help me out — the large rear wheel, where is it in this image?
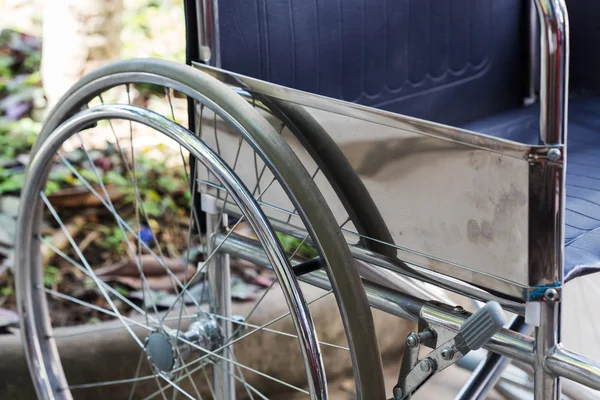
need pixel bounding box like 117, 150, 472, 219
16, 59, 386, 399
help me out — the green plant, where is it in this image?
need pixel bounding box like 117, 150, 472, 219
43, 266, 62, 288
103, 226, 126, 251
276, 232, 319, 259
0, 170, 25, 194
0, 117, 41, 194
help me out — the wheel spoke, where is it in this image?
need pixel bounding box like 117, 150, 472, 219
40, 192, 147, 348
73, 135, 163, 323
159, 373, 195, 400
169, 290, 333, 384
40, 286, 152, 343
176, 334, 309, 395
233, 359, 256, 400
214, 312, 348, 351
195, 178, 300, 220
91, 97, 181, 299
153, 373, 170, 400
127, 84, 149, 327
172, 362, 205, 400
201, 366, 217, 400
285, 167, 320, 225
215, 136, 243, 232
228, 359, 267, 400
160, 217, 245, 322
57, 154, 205, 310
173, 155, 202, 339
227, 231, 313, 342
39, 236, 153, 323
68, 372, 156, 390
229, 280, 277, 341
128, 349, 145, 400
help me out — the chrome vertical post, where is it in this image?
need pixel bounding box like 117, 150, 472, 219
533, 0, 569, 145
530, 2, 569, 399
525, 0, 539, 106
196, 0, 221, 67
534, 302, 560, 399
204, 194, 235, 399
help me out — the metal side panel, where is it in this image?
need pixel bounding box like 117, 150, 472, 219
193, 62, 543, 300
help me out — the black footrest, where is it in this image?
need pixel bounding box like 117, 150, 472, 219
293, 258, 324, 276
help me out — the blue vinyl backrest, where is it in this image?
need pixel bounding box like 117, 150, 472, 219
567, 0, 600, 94
219, 0, 528, 126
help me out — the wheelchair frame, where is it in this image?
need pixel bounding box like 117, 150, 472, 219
185, 0, 600, 398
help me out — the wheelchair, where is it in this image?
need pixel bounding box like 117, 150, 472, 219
15, 0, 600, 398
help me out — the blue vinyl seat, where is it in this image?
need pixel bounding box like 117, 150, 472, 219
462, 96, 600, 282
460, 0, 600, 282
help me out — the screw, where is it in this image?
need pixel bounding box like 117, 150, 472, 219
547, 148, 561, 162
544, 288, 559, 302
231, 315, 247, 336
453, 305, 465, 314
441, 347, 454, 360
420, 359, 433, 373
406, 333, 419, 348
393, 387, 403, 399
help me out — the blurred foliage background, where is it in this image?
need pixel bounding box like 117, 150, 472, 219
0, 0, 185, 198
0, 0, 187, 308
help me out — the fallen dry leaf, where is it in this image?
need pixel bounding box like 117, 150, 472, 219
48, 184, 124, 208
95, 255, 197, 292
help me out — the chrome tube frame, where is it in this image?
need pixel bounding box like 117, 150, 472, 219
530, 1, 569, 398
213, 231, 600, 393
534, 0, 569, 146
204, 200, 235, 400
525, 0, 539, 106
196, 0, 220, 67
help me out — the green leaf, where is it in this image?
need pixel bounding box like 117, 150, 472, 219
163, 196, 179, 213
84, 277, 95, 289
106, 227, 126, 248
104, 170, 129, 186
157, 175, 180, 193
146, 189, 161, 202
45, 181, 60, 195
78, 168, 98, 185
43, 266, 61, 287
0, 173, 25, 193
142, 199, 162, 217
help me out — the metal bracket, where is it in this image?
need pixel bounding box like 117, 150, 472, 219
527, 285, 561, 302
393, 301, 505, 399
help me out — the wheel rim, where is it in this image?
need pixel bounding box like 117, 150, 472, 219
17, 105, 331, 399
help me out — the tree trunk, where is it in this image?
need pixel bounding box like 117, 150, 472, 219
41, 0, 123, 110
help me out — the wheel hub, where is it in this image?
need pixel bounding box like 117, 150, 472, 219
145, 332, 176, 372
144, 315, 223, 373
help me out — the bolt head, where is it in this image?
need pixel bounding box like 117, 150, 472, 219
393, 387, 403, 399
548, 148, 561, 162
420, 359, 432, 373
453, 305, 465, 314
406, 333, 419, 348
441, 347, 454, 360
544, 288, 559, 302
